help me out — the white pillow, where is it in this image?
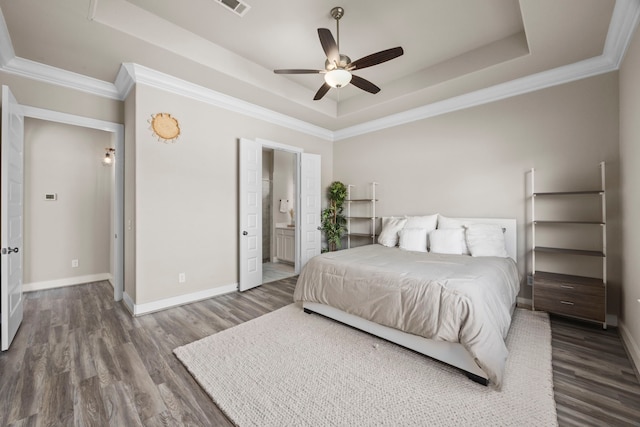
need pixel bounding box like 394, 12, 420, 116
404, 214, 438, 232
404, 214, 438, 249
466, 224, 508, 257
437, 215, 471, 255
429, 229, 466, 255
378, 217, 408, 247
398, 228, 428, 252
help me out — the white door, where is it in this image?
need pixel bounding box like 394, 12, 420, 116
298, 153, 321, 270
238, 138, 262, 292
1, 85, 24, 351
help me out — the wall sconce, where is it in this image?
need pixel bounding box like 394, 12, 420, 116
102, 148, 116, 166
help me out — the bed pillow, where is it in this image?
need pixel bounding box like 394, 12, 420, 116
428, 229, 465, 255
404, 214, 438, 232
437, 215, 471, 255
378, 216, 408, 247
466, 224, 508, 257
398, 228, 428, 252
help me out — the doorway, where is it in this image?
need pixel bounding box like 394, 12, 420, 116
262, 148, 296, 284
238, 138, 321, 292
20, 105, 124, 301
23, 118, 114, 291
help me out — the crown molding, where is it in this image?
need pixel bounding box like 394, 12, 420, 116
117, 63, 334, 141
0, 8, 14, 66
333, 55, 617, 141
604, 0, 640, 67
0, 0, 638, 142
1, 57, 120, 99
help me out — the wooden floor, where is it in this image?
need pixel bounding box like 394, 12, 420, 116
1, 277, 639, 426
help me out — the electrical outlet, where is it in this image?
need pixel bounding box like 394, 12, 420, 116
527, 275, 533, 286
179, 273, 186, 283
71, 259, 79, 268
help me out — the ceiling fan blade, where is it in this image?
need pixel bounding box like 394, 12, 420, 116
313, 83, 331, 100
350, 75, 380, 94
349, 47, 404, 71
318, 28, 340, 65
274, 69, 323, 74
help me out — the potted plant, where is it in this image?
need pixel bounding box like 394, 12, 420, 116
321, 181, 348, 251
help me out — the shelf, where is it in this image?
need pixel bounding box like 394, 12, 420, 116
534, 271, 604, 287
346, 183, 378, 249
533, 190, 603, 196
534, 220, 605, 225
530, 163, 607, 328
534, 246, 605, 257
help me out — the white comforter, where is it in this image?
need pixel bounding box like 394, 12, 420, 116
293, 245, 520, 387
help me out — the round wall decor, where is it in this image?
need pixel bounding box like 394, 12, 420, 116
149, 113, 180, 142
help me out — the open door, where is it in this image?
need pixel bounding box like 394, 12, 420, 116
238, 138, 263, 292
1, 85, 24, 351
298, 153, 321, 270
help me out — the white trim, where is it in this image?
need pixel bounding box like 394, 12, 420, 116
118, 63, 334, 141
23, 273, 111, 292
606, 313, 619, 327
0, 9, 15, 66
604, 0, 640, 67
0, 0, 637, 142
122, 291, 135, 315
2, 57, 120, 100
620, 320, 640, 376
517, 297, 532, 307
114, 63, 136, 99
257, 138, 304, 153
123, 283, 238, 316
21, 105, 123, 133
333, 55, 617, 141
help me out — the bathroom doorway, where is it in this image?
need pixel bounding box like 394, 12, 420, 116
262, 148, 296, 283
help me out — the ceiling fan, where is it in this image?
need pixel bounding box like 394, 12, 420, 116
274, 6, 404, 101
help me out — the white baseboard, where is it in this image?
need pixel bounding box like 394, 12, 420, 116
23, 273, 111, 292
619, 320, 640, 379
122, 283, 238, 316
517, 297, 532, 307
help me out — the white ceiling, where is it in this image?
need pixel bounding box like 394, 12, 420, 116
0, 0, 625, 131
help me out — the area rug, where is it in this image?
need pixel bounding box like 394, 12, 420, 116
174, 304, 557, 426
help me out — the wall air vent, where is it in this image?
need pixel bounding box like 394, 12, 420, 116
216, 0, 251, 17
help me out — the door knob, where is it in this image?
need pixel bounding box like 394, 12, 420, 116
242, 231, 248, 236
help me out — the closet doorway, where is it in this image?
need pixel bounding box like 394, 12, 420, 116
20, 105, 123, 300
262, 148, 296, 284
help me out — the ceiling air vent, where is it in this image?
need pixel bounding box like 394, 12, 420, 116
217, 0, 251, 17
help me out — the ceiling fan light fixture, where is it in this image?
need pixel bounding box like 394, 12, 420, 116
324, 69, 352, 88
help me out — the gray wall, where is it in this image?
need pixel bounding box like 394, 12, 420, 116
24, 118, 113, 286
127, 83, 333, 304
619, 20, 640, 371
334, 72, 621, 315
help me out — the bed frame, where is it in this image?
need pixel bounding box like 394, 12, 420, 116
303, 217, 518, 386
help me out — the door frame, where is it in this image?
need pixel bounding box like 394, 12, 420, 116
256, 139, 303, 274
20, 105, 124, 301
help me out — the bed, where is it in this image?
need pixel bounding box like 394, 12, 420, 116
293, 217, 520, 388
